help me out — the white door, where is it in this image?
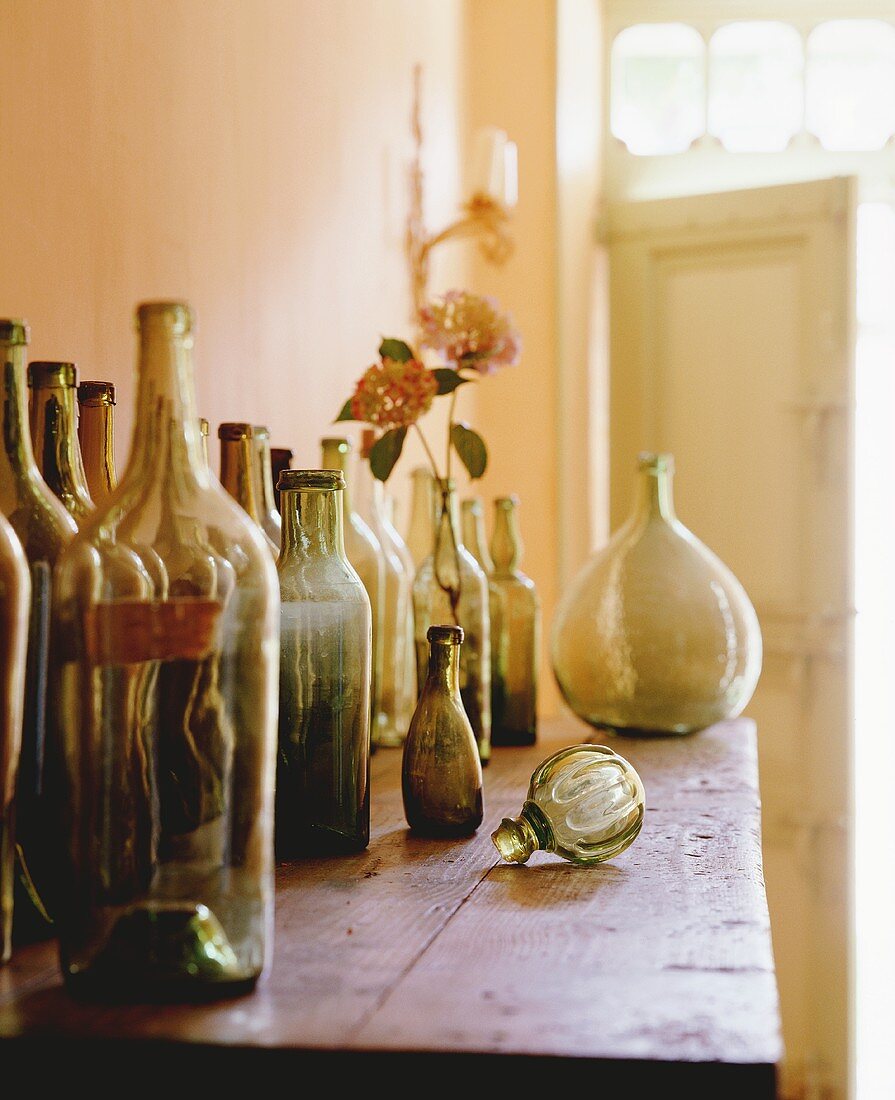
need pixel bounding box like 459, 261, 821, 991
607, 177, 855, 1099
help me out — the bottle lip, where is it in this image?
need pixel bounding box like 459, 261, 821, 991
279, 469, 345, 492
412, 465, 434, 480
253, 425, 270, 440
428, 623, 464, 645
136, 301, 193, 335
0, 319, 29, 346
494, 494, 520, 509
28, 361, 77, 388
199, 417, 209, 438
77, 380, 115, 406
321, 436, 351, 451
270, 447, 294, 461
218, 421, 253, 441
461, 496, 483, 514
638, 451, 674, 475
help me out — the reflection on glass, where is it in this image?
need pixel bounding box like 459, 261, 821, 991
708, 21, 803, 152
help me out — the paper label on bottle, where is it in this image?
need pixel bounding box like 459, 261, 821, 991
85, 598, 223, 664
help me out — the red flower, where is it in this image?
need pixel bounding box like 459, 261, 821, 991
350, 357, 438, 430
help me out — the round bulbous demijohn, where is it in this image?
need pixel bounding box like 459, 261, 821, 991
550, 453, 762, 735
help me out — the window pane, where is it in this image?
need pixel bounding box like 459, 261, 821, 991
806, 20, 895, 151
708, 22, 803, 152
611, 23, 705, 156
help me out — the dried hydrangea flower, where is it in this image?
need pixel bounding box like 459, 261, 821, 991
350, 357, 438, 430
418, 290, 521, 374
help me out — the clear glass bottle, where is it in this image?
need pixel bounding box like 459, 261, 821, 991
253, 426, 282, 550
320, 437, 384, 749
0, 513, 30, 962
276, 469, 370, 855
77, 381, 116, 507
402, 625, 482, 836
218, 422, 278, 558
490, 496, 539, 746
413, 479, 491, 764
52, 301, 279, 1000
28, 361, 94, 523
551, 452, 763, 734
491, 744, 645, 865
0, 322, 77, 944
461, 496, 506, 736
270, 448, 293, 514
355, 430, 415, 748
405, 465, 435, 573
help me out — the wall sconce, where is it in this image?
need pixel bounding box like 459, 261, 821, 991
406, 65, 517, 318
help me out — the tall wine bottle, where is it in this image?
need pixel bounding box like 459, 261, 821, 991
77, 380, 117, 507
28, 361, 94, 523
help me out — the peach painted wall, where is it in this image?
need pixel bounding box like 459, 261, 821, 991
0, 0, 470, 490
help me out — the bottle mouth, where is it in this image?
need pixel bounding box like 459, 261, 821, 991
637, 451, 674, 475
491, 818, 534, 864
428, 624, 464, 645
199, 417, 209, 438
218, 422, 253, 441
461, 496, 484, 516
253, 425, 270, 441
78, 380, 115, 406
0, 319, 29, 346
136, 301, 193, 335
279, 469, 345, 492
494, 494, 519, 510
28, 361, 77, 388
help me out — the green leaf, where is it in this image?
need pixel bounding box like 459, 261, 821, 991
378, 337, 414, 363
432, 368, 472, 395
335, 397, 355, 422
450, 423, 488, 480
370, 427, 407, 481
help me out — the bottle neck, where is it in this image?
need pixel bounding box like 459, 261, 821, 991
256, 434, 278, 516
491, 802, 552, 864
0, 343, 39, 486
30, 382, 93, 510
424, 639, 462, 697
436, 481, 462, 541
121, 316, 206, 491
636, 465, 676, 522
491, 502, 521, 573
280, 488, 345, 561
321, 440, 354, 516
78, 400, 116, 501
220, 436, 262, 520
462, 503, 494, 573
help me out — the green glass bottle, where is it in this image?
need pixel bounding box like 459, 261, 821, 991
491, 744, 645, 865
276, 469, 371, 856
218, 423, 279, 558
28, 361, 94, 523
320, 437, 384, 749
412, 479, 491, 764
0, 322, 77, 944
402, 625, 482, 837
253, 426, 282, 550
490, 495, 539, 746
77, 381, 116, 508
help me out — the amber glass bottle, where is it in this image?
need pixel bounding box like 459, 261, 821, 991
0, 322, 76, 944
253, 426, 282, 550
490, 496, 539, 746
270, 448, 293, 513
77, 381, 116, 507
402, 625, 482, 837
276, 469, 371, 856
52, 302, 279, 1001
28, 362, 93, 523
219, 423, 278, 558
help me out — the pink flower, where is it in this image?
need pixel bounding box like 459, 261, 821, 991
418, 290, 521, 374
350, 357, 438, 430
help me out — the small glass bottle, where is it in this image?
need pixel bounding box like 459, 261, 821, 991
253, 426, 282, 550
320, 437, 384, 748
0, 322, 77, 944
0, 513, 30, 963
52, 301, 279, 1000
77, 381, 116, 507
28, 361, 94, 523
355, 429, 415, 747
402, 625, 482, 837
276, 469, 371, 856
270, 448, 293, 514
405, 465, 435, 573
461, 496, 506, 737
491, 744, 645, 865
490, 496, 539, 746
413, 479, 491, 764
218, 422, 278, 558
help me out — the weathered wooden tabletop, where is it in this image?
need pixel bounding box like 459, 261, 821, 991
0, 716, 781, 1094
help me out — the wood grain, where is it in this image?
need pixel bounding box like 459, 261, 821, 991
0, 717, 781, 1093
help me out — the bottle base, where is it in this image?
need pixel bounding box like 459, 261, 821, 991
63, 969, 259, 1005
584, 722, 700, 739
491, 728, 537, 747
407, 818, 481, 839
277, 827, 370, 858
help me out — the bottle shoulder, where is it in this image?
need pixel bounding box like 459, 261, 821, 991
278, 554, 371, 604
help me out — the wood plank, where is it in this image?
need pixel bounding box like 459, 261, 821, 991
0, 717, 781, 1091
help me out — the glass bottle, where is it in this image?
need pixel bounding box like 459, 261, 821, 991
461, 496, 506, 736
276, 469, 370, 855
253, 426, 282, 550
77, 381, 116, 507
490, 496, 539, 746
28, 361, 94, 523
270, 448, 293, 513
355, 429, 415, 747
320, 437, 384, 748
402, 625, 482, 837
0, 322, 77, 944
492, 744, 645, 865
413, 479, 491, 764
52, 301, 279, 1000
218, 422, 278, 558
551, 452, 763, 735
0, 513, 30, 962
405, 465, 435, 573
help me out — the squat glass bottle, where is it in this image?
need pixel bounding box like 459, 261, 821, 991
276, 469, 371, 855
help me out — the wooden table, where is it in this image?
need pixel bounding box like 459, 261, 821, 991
0, 717, 781, 1094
